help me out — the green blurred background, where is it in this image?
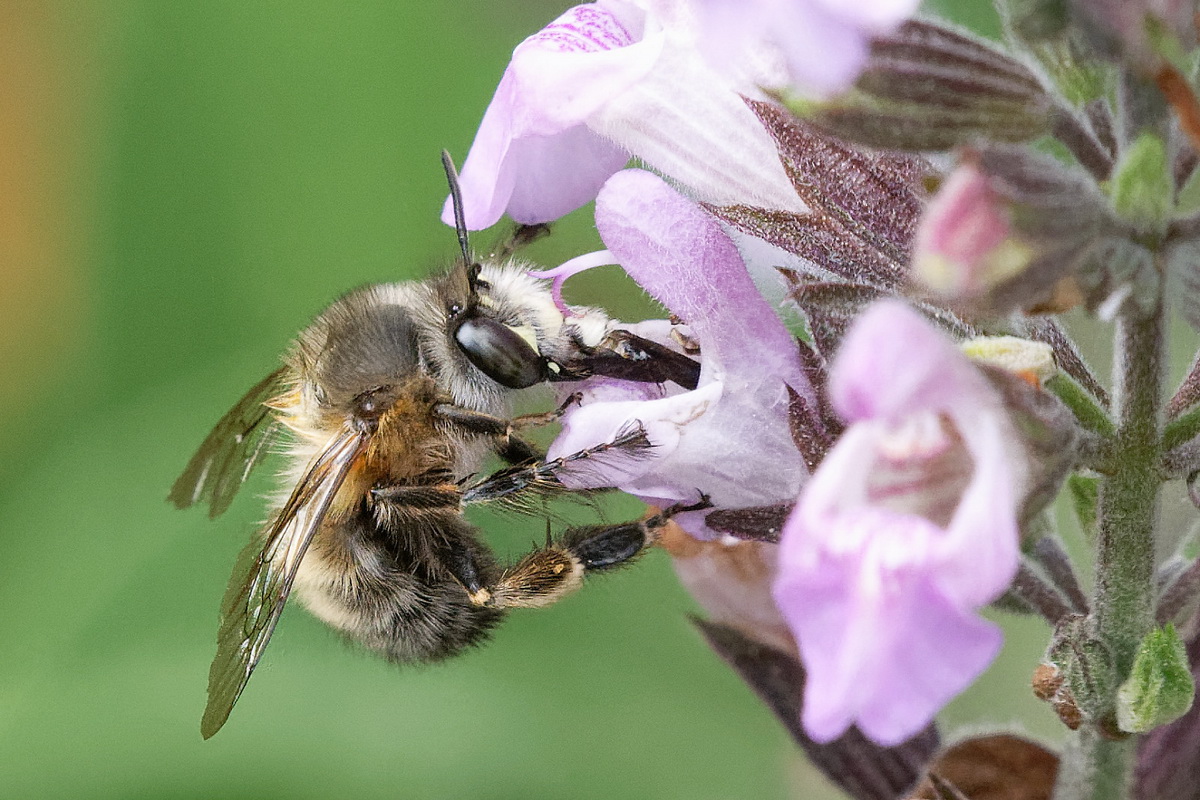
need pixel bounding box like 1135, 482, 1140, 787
0, 1, 1087, 798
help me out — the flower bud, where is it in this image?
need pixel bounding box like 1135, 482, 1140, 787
962, 335, 1057, 386
1048, 614, 1118, 725
1117, 624, 1196, 733
912, 163, 1034, 303
912, 145, 1120, 316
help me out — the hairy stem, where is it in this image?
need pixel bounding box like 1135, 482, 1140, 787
1099, 308, 1163, 678
1057, 300, 1164, 800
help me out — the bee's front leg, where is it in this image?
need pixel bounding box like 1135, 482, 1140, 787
433, 394, 581, 466
552, 329, 701, 390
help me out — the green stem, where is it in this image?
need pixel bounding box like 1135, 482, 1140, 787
1098, 309, 1163, 676
1057, 303, 1164, 800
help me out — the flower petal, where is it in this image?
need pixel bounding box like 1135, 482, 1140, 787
551, 382, 724, 496
547, 170, 811, 538
694, 0, 919, 97
443, 3, 658, 229
502, 127, 630, 225
589, 41, 805, 212
776, 507, 1003, 745
508, 9, 661, 135
936, 411, 1021, 607
776, 300, 1023, 744
595, 169, 809, 397
830, 300, 995, 424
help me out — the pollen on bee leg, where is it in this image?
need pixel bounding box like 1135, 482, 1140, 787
490, 548, 585, 609
467, 587, 494, 607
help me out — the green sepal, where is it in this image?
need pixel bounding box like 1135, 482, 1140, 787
1116, 624, 1196, 733
1067, 474, 1099, 539
1110, 132, 1173, 235
1045, 374, 1114, 437
1048, 615, 1117, 722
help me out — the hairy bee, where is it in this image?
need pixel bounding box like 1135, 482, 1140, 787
171, 155, 704, 739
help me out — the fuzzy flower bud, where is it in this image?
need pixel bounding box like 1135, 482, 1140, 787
912, 145, 1119, 316
912, 163, 1034, 303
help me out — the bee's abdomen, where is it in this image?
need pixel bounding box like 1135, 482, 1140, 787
294, 508, 503, 663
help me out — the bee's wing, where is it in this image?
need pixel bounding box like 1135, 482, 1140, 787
170, 368, 291, 518
200, 426, 368, 739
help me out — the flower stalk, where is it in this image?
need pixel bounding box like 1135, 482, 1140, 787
1058, 268, 1165, 800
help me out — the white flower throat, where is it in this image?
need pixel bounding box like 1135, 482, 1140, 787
866, 411, 973, 529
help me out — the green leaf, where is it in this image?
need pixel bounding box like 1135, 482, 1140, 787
1110, 132, 1173, 234
1117, 625, 1196, 733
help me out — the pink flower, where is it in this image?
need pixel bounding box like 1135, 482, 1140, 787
443, 1, 804, 231
694, 0, 921, 96
911, 162, 1032, 300
773, 300, 1024, 746
546, 169, 813, 539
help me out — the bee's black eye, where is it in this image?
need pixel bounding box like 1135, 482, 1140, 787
454, 316, 545, 389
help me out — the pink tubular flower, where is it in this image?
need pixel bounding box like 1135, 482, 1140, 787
546, 168, 813, 539
773, 300, 1024, 746
694, 0, 920, 96
443, 1, 804, 231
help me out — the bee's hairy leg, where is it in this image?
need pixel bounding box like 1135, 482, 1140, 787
434, 393, 582, 466
368, 480, 496, 604
489, 222, 551, 261
495, 436, 543, 467
553, 330, 701, 391
510, 391, 582, 430
434, 393, 581, 437
369, 483, 462, 509
460, 423, 651, 505
481, 495, 712, 609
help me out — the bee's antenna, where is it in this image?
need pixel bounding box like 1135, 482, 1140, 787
441, 150, 473, 265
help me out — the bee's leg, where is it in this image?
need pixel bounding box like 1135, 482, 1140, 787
433, 393, 582, 466
368, 481, 498, 604
369, 483, 462, 509
479, 496, 711, 609
489, 222, 551, 260
460, 423, 650, 505
495, 436, 543, 467
552, 329, 701, 391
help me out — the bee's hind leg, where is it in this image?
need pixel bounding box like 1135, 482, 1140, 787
477, 496, 711, 610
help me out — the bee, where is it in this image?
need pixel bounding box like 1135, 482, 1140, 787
171, 153, 705, 739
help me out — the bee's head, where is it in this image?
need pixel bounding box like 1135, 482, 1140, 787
440, 260, 548, 391
437, 150, 548, 391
